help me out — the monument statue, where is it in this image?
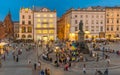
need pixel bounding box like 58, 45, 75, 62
79, 20, 83, 32
78, 20, 89, 54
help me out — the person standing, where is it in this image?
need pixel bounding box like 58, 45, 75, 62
16, 55, 19, 62
83, 64, 86, 74
34, 62, 37, 70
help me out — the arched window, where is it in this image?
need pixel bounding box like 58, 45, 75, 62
28, 35, 32, 38
22, 35, 26, 38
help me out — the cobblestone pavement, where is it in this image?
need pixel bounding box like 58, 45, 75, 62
0, 42, 120, 75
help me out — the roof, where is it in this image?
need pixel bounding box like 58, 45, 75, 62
33, 7, 56, 12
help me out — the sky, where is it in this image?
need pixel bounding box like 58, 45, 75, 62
0, 0, 120, 21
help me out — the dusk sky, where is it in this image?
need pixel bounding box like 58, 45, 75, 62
0, 0, 120, 21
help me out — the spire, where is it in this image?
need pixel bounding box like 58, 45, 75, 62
8, 9, 11, 17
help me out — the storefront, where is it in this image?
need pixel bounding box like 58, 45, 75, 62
0, 42, 8, 55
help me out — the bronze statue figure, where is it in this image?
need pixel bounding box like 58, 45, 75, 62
79, 20, 83, 32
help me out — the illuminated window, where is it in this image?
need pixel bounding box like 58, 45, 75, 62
22, 27, 26, 33
37, 30, 42, 33
43, 19, 47, 22
37, 14, 40, 17
49, 24, 54, 28
44, 14, 47, 17
50, 14, 53, 17
43, 30, 48, 33
37, 19, 41, 22
49, 36, 54, 40
37, 24, 41, 28
49, 30, 54, 33
28, 27, 32, 33
49, 19, 53, 22
43, 24, 47, 28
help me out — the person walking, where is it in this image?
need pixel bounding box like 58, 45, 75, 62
40, 70, 44, 75
83, 67, 86, 74
104, 69, 108, 75
34, 62, 37, 70
45, 68, 48, 75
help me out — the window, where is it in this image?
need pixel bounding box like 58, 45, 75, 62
91, 26, 94, 31
100, 26, 103, 32
49, 19, 53, 22
37, 14, 40, 17
92, 15, 94, 18
43, 24, 47, 28
43, 19, 47, 22
29, 15, 31, 19
22, 15, 25, 19
81, 15, 83, 18
49, 24, 54, 28
117, 26, 119, 31
43, 30, 47, 33
107, 27, 109, 31
28, 35, 32, 38
111, 26, 113, 31
37, 30, 42, 33
49, 36, 54, 40
22, 21, 25, 25
28, 27, 32, 33
75, 27, 77, 31
111, 19, 114, 23
107, 19, 109, 23
117, 19, 119, 24
85, 26, 89, 31
49, 30, 54, 33
96, 26, 99, 31
96, 15, 99, 18
28, 21, 31, 25
50, 14, 53, 17
86, 15, 88, 18
75, 15, 77, 18
117, 14, 119, 17
22, 27, 26, 33
96, 20, 98, 24
107, 14, 109, 17
75, 20, 77, 24
22, 35, 26, 38
44, 14, 47, 17
101, 21, 103, 24
37, 19, 41, 22
37, 24, 41, 28
92, 20, 94, 24
86, 20, 88, 24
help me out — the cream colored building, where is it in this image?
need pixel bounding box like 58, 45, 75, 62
105, 7, 120, 39
33, 8, 57, 41
58, 7, 106, 41
18, 8, 33, 40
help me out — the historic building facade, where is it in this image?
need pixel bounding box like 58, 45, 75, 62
0, 12, 14, 40
57, 7, 106, 41
18, 8, 33, 40
13, 21, 19, 40
33, 8, 57, 41
105, 7, 120, 39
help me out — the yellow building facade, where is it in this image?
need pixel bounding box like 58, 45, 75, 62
106, 7, 120, 40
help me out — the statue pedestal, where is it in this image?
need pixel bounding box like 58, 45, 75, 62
78, 31, 89, 54
78, 31, 84, 42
